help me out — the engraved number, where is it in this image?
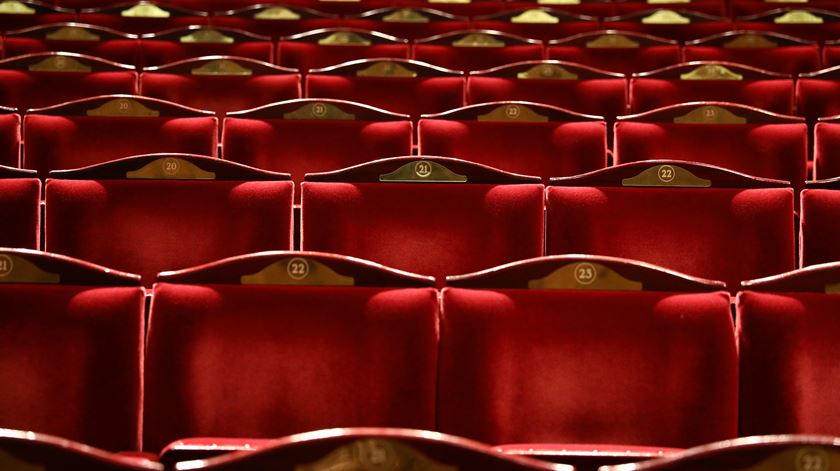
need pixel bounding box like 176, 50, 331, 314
287, 257, 310, 280
574, 262, 597, 285
0, 255, 12, 277
797, 449, 829, 471
163, 158, 180, 175
658, 165, 675, 183
415, 161, 432, 178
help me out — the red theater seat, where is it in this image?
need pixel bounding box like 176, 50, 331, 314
24, 95, 217, 178
209, 4, 339, 40
683, 31, 821, 75
546, 161, 795, 293
0, 52, 137, 110
466, 61, 627, 122
397, 0, 503, 17
0, 0, 75, 33
797, 66, 840, 124
0, 429, 161, 470
504, 0, 614, 18
140, 56, 300, 116
629, 62, 794, 115
733, 0, 840, 16
2, 23, 141, 67
342, 7, 469, 40
602, 9, 732, 42
611, 0, 726, 16
413, 30, 544, 72
470, 8, 601, 41
736, 8, 840, 44
546, 30, 681, 74
739, 265, 840, 436
418, 101, 607, 181
305, 58, 464, 120
223, 99, 411, 201
614, 102, 808, 195
144, 252, 439, 453
277, 29, 409, 71
800, 179, 840, 266
139, 26, 273, 68
0, 110, 20, 168
45, 154, 294, 286
0, 249, 144, 451
0, 166, 39, 249
77, 1, 209, 35
821, 40, 840, 68
439, 255, 737, 447
812, 118, 840, 179
301, 156, 544, 282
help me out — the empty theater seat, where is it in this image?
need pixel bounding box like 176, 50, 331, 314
0, 0, 75, 33
139, 26, 273, 68
140, 56, 300, 116
812, 118, 840, 179
342, 7, 469, 40
301, 156, 544, 282
602, 9, 732, 42
223, 99, 411, 200
546, 30, 681, 74
0, 166, 39, 249
209, 4, 339, 40
821, 40, 840, 68
739, 264, 840, 436
546, 161, 795, 293
470, 8, 601, 41
466, 61, 628, 122
23, 95, 217, 177
439, 255, 736, 447
797, 66, 840, 124
2, 23, 141, 67
77, 1, 209, 35
305, 59, 464, 119
0, 249, 144, 451
418, 101, 607, 181
629, 62, 795, 115
277, 29, 409, 71
614, 102, 808, 194
0, 109, 20, 168
736, 8, 840, 44
0, 429, 162, 470
683, 31, 821, 75
800, 179, 840, 266
45, 154, 294, 285
0, 52, 137, 110
413, 31, 544, 72
144, 252, 439, 453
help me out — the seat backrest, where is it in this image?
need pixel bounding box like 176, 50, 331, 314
0, 249, 145, 451
546, 30, 681, 74
139, 26, 273, 68
798, 66, 840, 125
800, 179, 840, 266
603, 9, 732, 42
466, 61, 628, 121
630, 61, 794, 114
343, 7, 469, 40
683, 31, 822, 75
0, 109, 20, 168
77, 1, 209, 35
223, 99, 411, 201
546, 160, 795, 293
24, 95, 217, 178
471, 8, 601, 41
301, 156, 545, 282
2, 23, 142, 67
145, 252, 439, 453
140, 56, 301, 115
0, 166, 40, 249
209, 4, 339, 40
277, 28, 409, 71
45, 154, 294, 286
0, 52, 138, 110
439, 255, 736, 447
736, 8, 840, 44
0, 0, 75, 33
413, 30, 544, 72
614, 102, 808, 193
305, 58, 465, 120
809, 118, 840, 180
418, 101, 607, 181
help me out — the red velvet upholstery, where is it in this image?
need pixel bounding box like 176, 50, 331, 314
2, 23, 141, 67
629, 62, 795, 115
140, 57, 301, 116
342, 8, 469, 40
209, 4, 338, 40
413, 31, 544, 72
546, 31, 681, 74
812, 121, 840, 179
223, 99, 412, 202
822, 41, 840, 68
683, 32, 822, 75
0, 53, 138, 110
301, 157, 544, 281
144, 252, 439, 453
439, 256, 737, 447
277, 29, 409, 71
138, 27, 273, 68
800, 185, 840, 266
603, 10, 732, 42
471, 9, 601, 41
45, 154, 294, 286
797, 67, 840, 124
738, 265, 840, 435
0, 168, 40, 249
24, 95, 217, 178
0, 1, 75, 33
77, 2, 209, 35
418, 102, 607, 181
0, 112, 20, 168
736, 9, 840, 44
305, 59, 465, 120
0, 249, 144, 452
546, 161, 795, 293
466, 61, 628, 121
614, 103, 808, 194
